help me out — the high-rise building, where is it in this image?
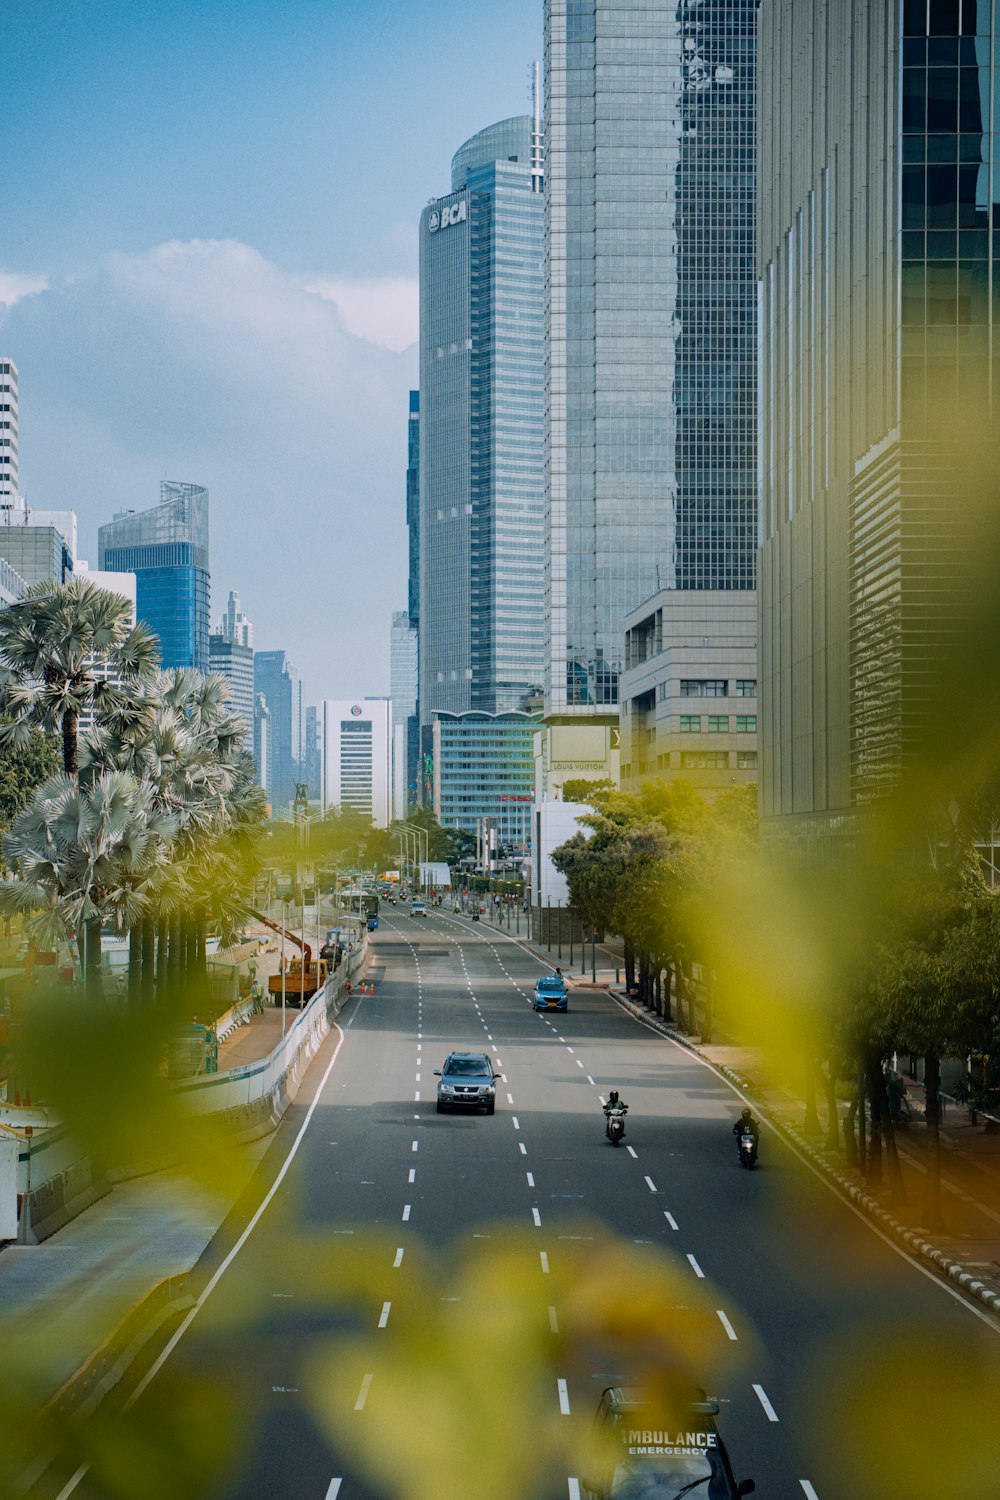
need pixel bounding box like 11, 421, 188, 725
757, 0, 998, 841
73, 561, 138, 734
254, 692, 271, 804
304, 704, 321, 801
418, 112, 547, 730
98, 481, 210, 673
432, 710, 540, 853
253, 649, 301, 812
390, 610, 419, 819
0, 359, 18, 514
209, 591, 255, 753
322, 698, 392, 828
543, 2, 758, 725
407, 389, 420, 636
0, 516, 73, 587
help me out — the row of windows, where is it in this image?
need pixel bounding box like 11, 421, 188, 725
679, 715, 756, 733
678, 678, 756, 697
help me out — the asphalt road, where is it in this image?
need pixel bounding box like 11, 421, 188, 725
51, 911, 1000, 1500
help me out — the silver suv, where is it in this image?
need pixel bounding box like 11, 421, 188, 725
434, 1052, 501, 1115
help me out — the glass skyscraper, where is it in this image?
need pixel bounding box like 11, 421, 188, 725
98, 480, 210, 673
418, 114, 547, 731
758, 0, 999, 837
253, 649, 301, 813
544, 0, 758, 714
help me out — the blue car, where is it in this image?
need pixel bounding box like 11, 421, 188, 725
366, 915, 379, 931
533, 975, 569, 1012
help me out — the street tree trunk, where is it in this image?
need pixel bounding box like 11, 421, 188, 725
140, 917, 156, 1006
824, 1059, 840, 1151
871, 1061, 906, 1207
624, 942, 635, 995
128, 926, 142, 1005
922, 1051, 945, 1230
804, 1058, 821, 1135
865, 1055, 883, 1187
61, 708, 78, 778
843, 1094, 859, 1167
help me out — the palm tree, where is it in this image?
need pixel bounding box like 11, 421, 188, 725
0, 769, 178, 996
0, 577, 160, 778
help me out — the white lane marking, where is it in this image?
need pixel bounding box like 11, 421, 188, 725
799, 1483, 820, 1499
412, 1140, 418, 1152
393, 1248, 404, 1268
626, 1145, 638, 1159
687, 1254, 705, 1278
717, 1309, 738, 1341
512, 1115, 520, 1129
557, 1378, 571, 1415
753, 1383, 779, 1422
378, 1301, 391, 1328
527, 1172, 536, 1187
408, 1168, 416, 1183
644, 1175, 657, 1193
325, 1481, 343, 1499
568, 1483, 582, 1500
519, 1142, 527, 1155
495, 1056, 503, 1065
576, 1059, 584, 1068
354, 1373, 374, 1410
415, 1072, 421, 1081
598, 1094, 606, 1106
532, 1207, 542, 1227
586, 1075, 596, 1085
548, 1305, 559, 1333
566, 1047, 575, 1054
665, 1212, 679, 1230
402, 1204, 411, 1221
506, 1092, 514, 1104
540, 1251, 550, 1273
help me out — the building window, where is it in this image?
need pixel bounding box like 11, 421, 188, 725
680, 751, 729, 770
737, 751, 758, 769
680, 679, 727, 697
736, 716, 757, 733
735, 679, 757, 697
707, 716, 729, 732
679, 715, 701, 733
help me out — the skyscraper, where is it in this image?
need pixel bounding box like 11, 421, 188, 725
406, 389, 420, 638
253, 649, 301, 812
98, 481, 210, 672
757, 0, 998, 839
0, 359, 19, 514
209, 591, 255, 753
322, 698, 392, 828
390, 609, 419, 819
418, 112, 547, 731
543, 1, 758, 717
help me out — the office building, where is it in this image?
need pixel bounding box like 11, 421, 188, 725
73, 561, 138, 734
254, 693, 271, 804
418, 112, 547, 732
543, 2, 758, 737
209, 591, 255, 752
322, 698, 392, 828
432, 710, 540, 853
391, 610, 419, 820
0, 557, 25, 608
407, 390, 420, 638
98, 481, 210, 673
253, 649, 301, 812
0, 359, 18, 514
758, 0, 998, 840
0, 516, 73, 587
619, 590, 757, 796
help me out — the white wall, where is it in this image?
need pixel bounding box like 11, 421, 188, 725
322, 697, 392, 828
531, 800, 592, 907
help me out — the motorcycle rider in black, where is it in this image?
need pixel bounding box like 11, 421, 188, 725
604, 1088, 627, 1139
733, 1106, 759, 1155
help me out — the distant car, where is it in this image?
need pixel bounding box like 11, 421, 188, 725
434, 1051, 501, 1115
411, 901, 427, 918
366, 915, 379, 931
533, 975, 569, 1012
581, 1386, 755, 1500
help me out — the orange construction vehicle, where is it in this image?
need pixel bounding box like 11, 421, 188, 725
250, 910, 328, 1008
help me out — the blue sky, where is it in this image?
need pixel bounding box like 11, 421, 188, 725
2, 0, 542, 699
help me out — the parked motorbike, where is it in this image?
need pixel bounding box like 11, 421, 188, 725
605, 1103, 628, 1146
738, 1127, 758, 1169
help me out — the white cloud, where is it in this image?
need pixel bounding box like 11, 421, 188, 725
305, 274, 418, 352
0, 269, 49, 308
2, 239, 418, 699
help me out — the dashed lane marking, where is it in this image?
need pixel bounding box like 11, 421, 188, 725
568, 1482, 582, 1500
412, 1140, 418, 1151
512, 1116, 520, 1129
753, 1383, 779, 1422
799, 1483, 820, 1499
549, 1305, 559, 1333
557, 1378, 571, 1415
393, 1248, 404, 1268
586, 1075, 596, 1086
402, 1204, 411, 1221
626, 1146, 638, 1159
408, 1168, 416, 1183
717, 1310, 738, 1341
378, 1301, 391, 1328
540, 1251, 550, 1273
644, 1175, 657, 1193
354, 1373, 374, 1411
324, 1481, 343, 1499
532, 1207, 542, 1227
526, 1172, 535, 1187
687, 1254, 705, 1278
519, 1142, 527, 1155
665, 1211, 679, 1230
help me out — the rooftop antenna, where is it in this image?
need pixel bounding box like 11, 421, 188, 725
530, 60, 543, 194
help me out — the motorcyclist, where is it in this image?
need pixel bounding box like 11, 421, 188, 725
604, 1088, 628, 1138
733, 1106, 759, 1153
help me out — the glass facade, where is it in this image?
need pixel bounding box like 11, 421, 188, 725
390, 609, 419, 817
254, 649, 301, 813
544, 0, 758, 712
98, 480, 210, 673
432, 710, 541, 852
758, 0, 1000, 832
419, 116, 547, 728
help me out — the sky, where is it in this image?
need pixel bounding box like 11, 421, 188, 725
0, 0, 543, 702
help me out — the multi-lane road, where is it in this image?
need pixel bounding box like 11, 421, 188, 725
55, 910, 1000, 1499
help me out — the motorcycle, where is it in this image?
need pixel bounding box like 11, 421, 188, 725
471, 910, 480, 922
738, 1127, 758, 1169
605, 1103, 628, 1146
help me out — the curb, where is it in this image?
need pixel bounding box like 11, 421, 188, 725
610, 989, 1000, 1321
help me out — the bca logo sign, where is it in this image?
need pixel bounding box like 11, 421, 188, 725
351, 705, 362, 716
428, 199, 468, 233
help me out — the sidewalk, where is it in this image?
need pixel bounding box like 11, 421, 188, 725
475, 905, 1000, 1317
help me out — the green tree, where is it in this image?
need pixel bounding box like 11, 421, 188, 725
0, 719, 60, 848
0, 577, 160, 778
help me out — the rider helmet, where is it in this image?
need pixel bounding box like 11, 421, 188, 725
740, 1107, 753, 1122
609, 1090, 620, 1105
